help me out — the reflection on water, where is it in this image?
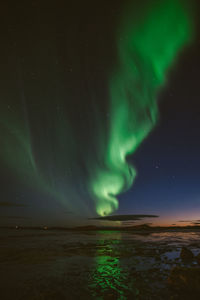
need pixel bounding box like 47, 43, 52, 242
86, 230, 200, 298
89, 232, 138, 299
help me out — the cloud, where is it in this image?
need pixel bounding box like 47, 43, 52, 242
0, 202, 26, 207
178, 220, 200, 224
90, 214, 159, 221
178, 220, 193, 223
0, 216, 30, 219
191, 222, 200, 225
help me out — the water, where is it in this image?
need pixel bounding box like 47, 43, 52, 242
1, 229, 200, 299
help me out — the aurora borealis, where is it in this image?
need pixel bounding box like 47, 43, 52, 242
0, 0, 199, 227
90, 0, 193, 216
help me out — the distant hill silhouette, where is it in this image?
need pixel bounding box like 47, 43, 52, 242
1, 224, 200, 232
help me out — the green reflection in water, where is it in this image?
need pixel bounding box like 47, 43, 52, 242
89, 232, 138, 299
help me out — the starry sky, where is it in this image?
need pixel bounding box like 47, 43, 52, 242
0, 0, 200, 227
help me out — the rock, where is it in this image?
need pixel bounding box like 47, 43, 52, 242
168, 266, 200, 294
180, 247, 194, 261
107, 258, 115, 262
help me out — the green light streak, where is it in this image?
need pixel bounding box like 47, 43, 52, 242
91, 0, 193, 216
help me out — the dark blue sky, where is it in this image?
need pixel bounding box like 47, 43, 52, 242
119, 39, 200, 225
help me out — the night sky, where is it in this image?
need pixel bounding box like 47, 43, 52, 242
0, 0, 200, 227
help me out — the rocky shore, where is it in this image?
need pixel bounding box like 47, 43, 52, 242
1, 229, 200, 299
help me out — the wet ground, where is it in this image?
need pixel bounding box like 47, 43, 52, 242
1, 229, 200, 299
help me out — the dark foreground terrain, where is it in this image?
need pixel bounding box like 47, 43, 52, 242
1, 228, 200, 299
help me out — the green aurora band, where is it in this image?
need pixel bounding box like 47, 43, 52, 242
91, 0, 193, 216
0, 0, 193, 219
